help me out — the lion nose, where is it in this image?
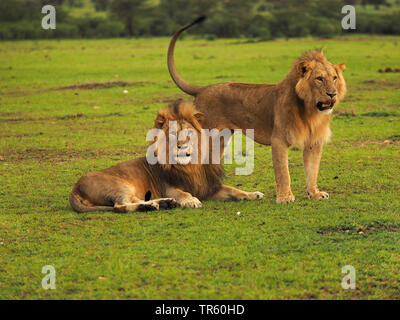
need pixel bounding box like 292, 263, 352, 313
327, 92, 336, 98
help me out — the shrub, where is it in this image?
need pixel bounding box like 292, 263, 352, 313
204, 15, 241, 38
12, 21, 41, 39
308, 18, 341, 38
0, 0, 398, 40
95, 20, 125, 38
245, 15, 273, 40
358, 12, 400, 34
52, 23, 79, 38
0, 23, 14, 40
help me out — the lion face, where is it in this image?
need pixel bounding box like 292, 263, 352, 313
167, 121, 198, 165
295, 51, 346, 115
153, 101, 204, 166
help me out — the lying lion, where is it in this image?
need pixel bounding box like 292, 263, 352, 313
167, 17, 347, 203
70, 101, 264, 213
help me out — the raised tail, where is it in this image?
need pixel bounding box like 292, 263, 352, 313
69, 191, 114, 213
167, 16, 206, 96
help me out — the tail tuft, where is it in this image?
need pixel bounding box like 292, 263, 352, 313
191, 16, 206, 26
145, 190, 152, 201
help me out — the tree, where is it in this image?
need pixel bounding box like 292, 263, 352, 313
110, 0, 148, 36
92, 0, 110, 11
0, 0, 66, 22
362, 0, 390, 9
158, 0, 216, 27
67, 0, 84, 7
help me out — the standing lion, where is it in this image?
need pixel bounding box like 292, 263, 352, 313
167, 17, 347, 203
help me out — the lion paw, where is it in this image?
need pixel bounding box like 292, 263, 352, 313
307, 190, 329, 200
248, 191, 265, 200
137, 201, 160, 212
156, 198, 179, 209
276, 192, 295, 204
179, 197, 202, 209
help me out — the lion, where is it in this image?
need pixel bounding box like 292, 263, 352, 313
167, 17, 347, 203
69, 101, 264, 213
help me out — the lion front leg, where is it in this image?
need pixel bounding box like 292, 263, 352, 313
165, 186, 202, 209
303, 143, 329, 200
271, 138, 295, 203
211, 185, 264, 201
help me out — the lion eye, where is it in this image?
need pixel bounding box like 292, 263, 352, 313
333, 76, 337, 81
316, 77, 324, 82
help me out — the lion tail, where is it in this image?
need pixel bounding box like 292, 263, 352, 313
69, 191, 114, 213
167, 16, 206, 96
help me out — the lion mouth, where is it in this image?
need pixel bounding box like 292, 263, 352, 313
176, 155, 191, 165
175, 151, 192, 165
317, 99, 336, 111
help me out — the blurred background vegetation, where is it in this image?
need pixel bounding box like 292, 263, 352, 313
1, 0, 400, 40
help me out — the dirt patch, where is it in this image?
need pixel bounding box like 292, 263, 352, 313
388, 135, 400, 141
378, 67, 400, 73
354, 138, 400, 147
0, 112, 123, 123
0, 132, 45, 138
3, 81, 154, 97
335, 110, 399, 118
318, 223, 400, 235
148, 94, 187, 105
1, 146, 145, 162
0, 112, 23, 117
56, 113, 86, 120
343, 95, 362, 102
1, 88, 33, 97
52, 81, 151, 91
361, 111, 399, 117
360, 79, 400, 91
333, 109, 356, 117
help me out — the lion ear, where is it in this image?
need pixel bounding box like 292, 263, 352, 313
155, 113, 165, 129
194, 112, 204, 125
298, 61, 315, 77
334, 63, 347, 101
335, 63, 346, 72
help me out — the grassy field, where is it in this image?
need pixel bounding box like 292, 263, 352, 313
0, 36, 399, 299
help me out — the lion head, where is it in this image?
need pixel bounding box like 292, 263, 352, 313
148, 100, 224, 200
152, 100, 205, 166
294, 50, 347, 115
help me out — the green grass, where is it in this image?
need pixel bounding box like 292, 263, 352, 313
0, 36, 399, 299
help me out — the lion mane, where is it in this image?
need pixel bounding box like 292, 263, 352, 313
283, 50, 347, 148
69, 101, 226, 213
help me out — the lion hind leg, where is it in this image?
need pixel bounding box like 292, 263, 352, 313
113, 197, 179, 213
211, 185, 264, 201
153, 198, 179, 209
114, 200, 157, 213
